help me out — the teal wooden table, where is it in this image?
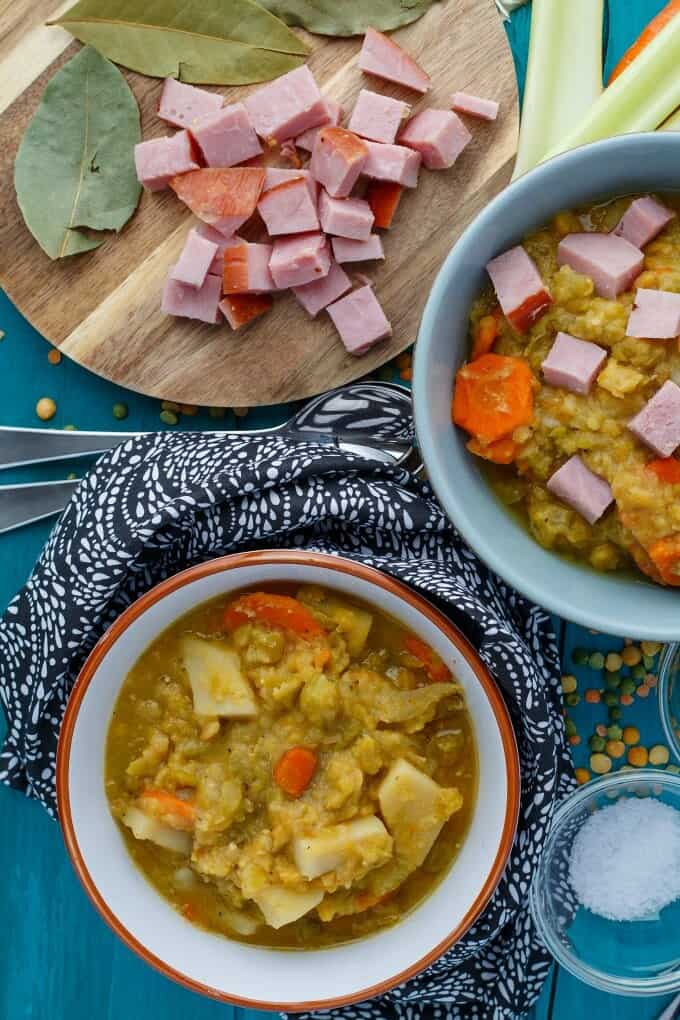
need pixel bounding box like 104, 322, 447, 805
0, 2, 677, 1017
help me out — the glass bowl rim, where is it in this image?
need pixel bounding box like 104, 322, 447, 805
529, 769, 680, 997
658, 642, 680, 765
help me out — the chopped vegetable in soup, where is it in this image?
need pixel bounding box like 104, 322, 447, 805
105, 586, 477, 948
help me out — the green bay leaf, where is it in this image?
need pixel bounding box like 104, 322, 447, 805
14, 46, 142, 260
51, 0, 309, 85
256, 0, 440, 36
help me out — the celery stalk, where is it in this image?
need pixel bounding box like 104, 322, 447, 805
545, 14, 680, 160
512, 0, 603, 179
660, 107, 680, 131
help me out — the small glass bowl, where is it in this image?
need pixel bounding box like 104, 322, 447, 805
530, 771, 680, 997
658, 643, 680, 764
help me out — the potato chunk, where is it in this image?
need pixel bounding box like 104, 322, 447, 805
253, 885, 323, 929
181, 636, 257, 717
123, 805, 192, 854
293, 815, 393, 880
378, 758, 462, 867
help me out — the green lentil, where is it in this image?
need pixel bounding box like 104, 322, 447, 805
631, 663, 647, 681
588, 735, 606, 753
620, 677, 636, 696
606, 724, 623, 740
565, 693, 580, 707
160, 410, 179, 426
588, 652, 605, 670
572, 647, 589, 666
605, 672, 621, 690
112, 402, 128, 421
642, 655, 655, 671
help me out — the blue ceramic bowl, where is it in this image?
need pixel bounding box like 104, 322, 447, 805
414, 133, 680, 641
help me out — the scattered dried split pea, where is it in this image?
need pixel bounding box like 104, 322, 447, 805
649, 745, 670, 766
180, 404, 198, 416
568, 734, 581, 746
561, 675, 577, 694
584, 689, 601, 703
636, 684, 650, 698
605, 740, 625, 759
620, 693, 634, 706
627, 745, 649, 768
47, 349, 61, 365
605, 652, 622, 672
233, 406, 250, 418
36, 397, 56, 421
646, 674, 658, 688
590, 753, 612, 775
574, 768, 590, 785
640, 641, 662, 657
596, 724, 608, 738
623, 726, 640, 745
161, 400, 181, 413
622, 645, 642, 666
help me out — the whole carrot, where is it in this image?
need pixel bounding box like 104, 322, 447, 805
608, 0, 680, 82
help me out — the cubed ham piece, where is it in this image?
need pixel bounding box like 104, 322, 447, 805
557, 233, 644, 299
295, 100, 343, 152
170, 168, 265, 236
195, 223, 241, 275
486, 245, 552, 333
613, 196, 675, 250
269, 233, 331, 289
358, 27, 431, 94
348, 89, 409, 144
244, 65, 327, 143
219, 293, 272, 330
451, 91, 499, 122
310, 127, 369, 198
158, 78, 222, 129
398, 109, 471, 170
258, 178, 320, 236
547, 455, 614, 525
362, 140, 421, 188
628, 381, 680, 457
134, 132, 200, 191
318, 191, 374, 241
161, 269, 222, 323
327, 285, 392, 355
332, 235, 384, 263
263, 168, 318, 204
541, 332, 607, 395
190, 102, 262, 167
293, 260, 352, 317
223, 241, 276, 293
170, 228, 219, 289
627, 288, 680, 339
366, 180, 403, 229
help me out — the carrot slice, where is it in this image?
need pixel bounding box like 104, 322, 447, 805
646, 457, 680, 484
140, 788, 196, 830
471, 307, 502, 360
466, 436, 518, 465
453, 353, 535, 444
608, 0, 680, 82
648, 534, 680, 585
403, 635, 451, 683
274, 747, 318, 797
223, 592, 325, 639
221, 293, 272, 329
366, 181, 403, 229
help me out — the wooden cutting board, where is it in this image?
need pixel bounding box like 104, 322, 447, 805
0, 0, 518, 407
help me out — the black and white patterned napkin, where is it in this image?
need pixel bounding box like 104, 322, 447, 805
0, 428, 572, 1019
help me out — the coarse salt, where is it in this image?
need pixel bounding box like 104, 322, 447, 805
569, 797, 680, 921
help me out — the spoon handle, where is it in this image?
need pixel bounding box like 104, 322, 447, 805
0, 480, 80, 534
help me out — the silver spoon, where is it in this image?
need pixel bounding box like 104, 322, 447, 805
0, 382, 419, 534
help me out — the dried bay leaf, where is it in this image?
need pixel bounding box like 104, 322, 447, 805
51, 0, 309, 85
257, 0, 440, 36
14, 46, 141, 260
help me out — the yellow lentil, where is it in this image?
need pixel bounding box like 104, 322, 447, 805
622, 646, 642, 667
36, 397, 56, 421
574, 768, 591, 785
627, 745, 649, 768
561, 674, 578, 694
623, 726, 640, 745
590, 753, 612, 775
605, 652, 623, 672
640, 641, 662, 657
161, 400, 182, 413
605, 740, 625, 759
649, 745, 670, 766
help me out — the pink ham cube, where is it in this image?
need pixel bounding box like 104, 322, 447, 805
223, 241, 277, 293
557, 233, 644, 299
161, 269, 222, 323
451, 91, 499, 122
348, 89, 409, 144
318, 191, 374, 241
327, 285, 392, 355
541, 332, 607, 395
171, 228, 219, 289
296, 100, 343, 152
399, 109, 471, 170
269, 233, 331, 289
293, 260, 352, 317
263, 168, 318, 204
332, 235, 384, 263
362, 140, 421, 188
628, 381, 680, 457
158, 78, 222, 129
310, 127, 369, 198
244, 65, 327, 143
547, 455, 613, 525
258, 177, 320, 236
195, 223, 241, 275
613, 196, 675, 250
627, 288, 680, 339
358, 27, 431, 94
134, 132, 200, 191
190, 102, 262, 167
486, 245, 552, 333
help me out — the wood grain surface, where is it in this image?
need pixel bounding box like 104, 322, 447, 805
0, 0, 518, 407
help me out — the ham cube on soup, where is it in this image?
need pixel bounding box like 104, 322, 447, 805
190, 103, 262, 167
327, 285, 392, 355
628, 381, 680, 458
613, 196, 675, 250
399, 110, 471, 170
358, 27, 431, 94
486, 245, 552, 333
557, 233, 644, 299
541, 332, 607, 395
627, 288, 680, 339
348, 89, 409, 144
310, 127, 369, 198
244, 65, 327, 143
134, 132, 200, 191
547, 455, 613, 525
158, 78, 222, 129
